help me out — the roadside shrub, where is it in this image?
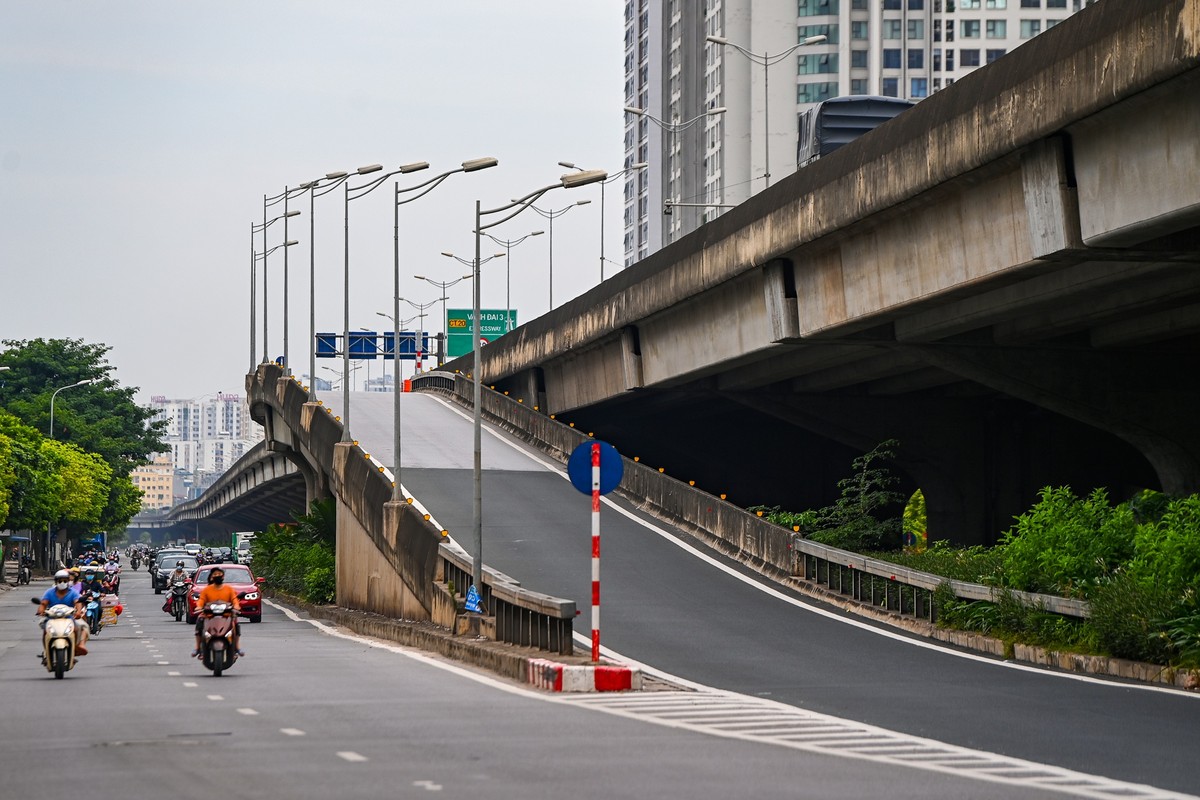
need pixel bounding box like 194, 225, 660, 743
870, 540, 1005, 584
249, 499, 337, 604
1127, 494, 1200, 598
999, 487, 1135, 598
1087, 571, 1176, 664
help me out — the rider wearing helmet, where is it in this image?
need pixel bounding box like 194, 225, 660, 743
38, 569, 89, 655
192, 566, 242, 658
162, 561, 191, 613
79, 568, 105, 597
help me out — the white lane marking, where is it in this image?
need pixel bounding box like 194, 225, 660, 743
280, 728, 306, 736
413, 780, 443, 791
183, 682, 198, 688
168, 671, 181, 676
266, 599, 1194, 800
237, 708, 258, 716
156, 661, 169, 665
429, 394, 1197, 700
337, 751, 368, 763
207, 694, 223, 701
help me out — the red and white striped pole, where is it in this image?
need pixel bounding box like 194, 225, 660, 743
591, 441, 601, 662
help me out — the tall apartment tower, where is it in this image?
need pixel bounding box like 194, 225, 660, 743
622, 0, 1090, 265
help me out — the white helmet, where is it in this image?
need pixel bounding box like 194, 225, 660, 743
54, 569, 71, 590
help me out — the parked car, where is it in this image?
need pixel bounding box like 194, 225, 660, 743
186, 564, 264, 624
152, 554, 198, 594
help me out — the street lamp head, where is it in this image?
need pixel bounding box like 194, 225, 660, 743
575, 200, 591, 207
284, 210, 301, 218
561, 169, 607, 189
325, 171, 349, 180
532, 230, 545, 236
708, 107, 728, 116
706, 35, 728, 45
440, 251, 455, 259
283, 239, 299, 247
357, 164, 384, 175
557, 161, 578, 169
413, 274, 427, 281
493, 252, 506, 259
802, 34, 828, 45
630, 162, 649, 170
461, 157, 499, 172
399, 161, 430, 174
623, 106, 646, 116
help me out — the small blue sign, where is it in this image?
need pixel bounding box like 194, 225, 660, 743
315, 333, 339, 358
465, 584, 483, 614
567, 441, 623, 496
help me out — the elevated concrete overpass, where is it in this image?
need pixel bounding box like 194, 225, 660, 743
461, 0, 1200, 543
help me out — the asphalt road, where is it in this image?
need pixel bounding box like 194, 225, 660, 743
325, 391, 1200, 798
0, 574, 1070, 800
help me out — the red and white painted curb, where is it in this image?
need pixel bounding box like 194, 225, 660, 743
527, 658, 642, 693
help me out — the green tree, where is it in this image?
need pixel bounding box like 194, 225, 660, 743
0, 409, 58, 531
43, 439, 111, 527
0, 338, 166, 477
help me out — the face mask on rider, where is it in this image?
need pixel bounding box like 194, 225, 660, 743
56, 581, 70, 590
211, 576, 224, 585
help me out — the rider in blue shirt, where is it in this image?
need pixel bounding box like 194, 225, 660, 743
37, 569, 89, 655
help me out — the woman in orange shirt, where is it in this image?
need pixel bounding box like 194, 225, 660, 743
192, 567, 243, 657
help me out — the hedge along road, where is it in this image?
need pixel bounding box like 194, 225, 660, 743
324, 390, 1200, 798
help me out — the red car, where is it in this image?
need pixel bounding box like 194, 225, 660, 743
186, 564, 265, 624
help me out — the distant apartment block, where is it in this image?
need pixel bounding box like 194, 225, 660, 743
148, 392, 263, 501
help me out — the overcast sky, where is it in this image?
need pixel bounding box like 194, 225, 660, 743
1, 2, 625, 403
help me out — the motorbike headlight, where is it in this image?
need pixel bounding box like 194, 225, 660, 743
242, 592, 259, 601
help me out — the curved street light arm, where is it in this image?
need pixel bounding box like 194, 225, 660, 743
477, 182, 560, 230
347, 162, 430, 201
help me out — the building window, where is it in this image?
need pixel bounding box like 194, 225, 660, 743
960, 0, 981, 8
798, 24, 838, 44
798, 53, 839, 74
985, 0, 1007, 7
851, 21, 869, 39
1020, 18, 1041, 37
851, 49, 869, 68
1046, 0, 1065, 6
961, 20, 981, 38
883, 0, 901, 7
852, 0, 868, 7
911, 78, 928, 98
798, 0, 838, 15
986, 48, 1006, 62
908, 49, 924, 68
986, 19, 1007, 37
851, 78, 868, 94
908, 0, 924, 8
797, 81, 837, 103
933, 48, 942, 70
883, 48, 902, 68
1045, 17, 1062, 27
882, 77, 899, 97
934, 19, 942, 41
1020, 0, 1040, 5
908, 19, 925, 39
883, 19, 902, 38
959, 48, 981, 66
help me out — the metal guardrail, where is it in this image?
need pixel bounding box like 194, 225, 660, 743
412, 368, 1091, 628
791, 535, 1091, 622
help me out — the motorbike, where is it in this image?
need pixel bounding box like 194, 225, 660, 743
83, 591, 103, 636
130, 554, 141, 571
199, 600, 241, 677
17, 557, 32, 585
169, 580, 190, 622
31, 599, 78, 679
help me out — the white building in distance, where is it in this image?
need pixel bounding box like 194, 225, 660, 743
148, 392, 262, 500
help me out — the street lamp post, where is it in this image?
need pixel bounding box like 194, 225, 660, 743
341, 161, 430, 443
465, 167, 607, 599
441, 251, 504, 352
479, 230, 543, 332
624, 107, 726, 241
47, 378, 95, 568
706, 33, 827, 189
413, 273, 473, 362
560, 161, 648, 282
250, 209, 301, 372
288, 167, 368, 398
253, 239, 299, 366
398, 297, 444, 375
524, 200, 591, 312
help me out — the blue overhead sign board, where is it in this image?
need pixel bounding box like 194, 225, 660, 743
315, 332, 430, 361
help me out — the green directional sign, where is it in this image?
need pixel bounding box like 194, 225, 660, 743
447, 308, 518, 358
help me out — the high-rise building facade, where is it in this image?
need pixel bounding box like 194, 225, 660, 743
148, 392, 263, 501
622, 0, 1092, 264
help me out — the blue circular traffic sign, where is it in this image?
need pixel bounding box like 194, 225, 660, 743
567, 441, 623, 496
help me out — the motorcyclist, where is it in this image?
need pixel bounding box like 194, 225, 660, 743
79, 568, 105, 597
37, 569, 89, 656
192, 567, 242, 658
162, 561, 191, 613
